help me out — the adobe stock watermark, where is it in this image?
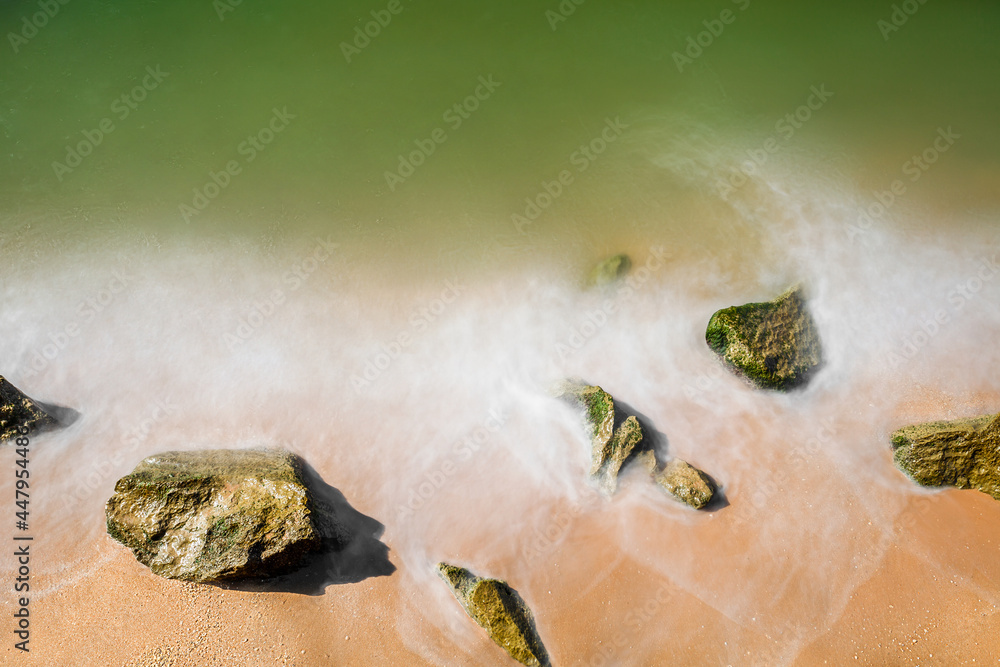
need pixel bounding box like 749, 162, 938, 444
58, 395, 177, 510
519, 490, 599, 562
552, 247, 669, 363
884, 254, 999, 369
350, 279, 465, 390
383, 75, 502, 192
715, 84, 834, 200
878, 0, 931, 41
179, 107, 295, 223
514, 487, 684, 663
672, 0, 751, 73
394, 407, 508, 521
732, 417, 838, 528
7, 0, 71, 54
213, 0, 243, 21
586, 581, 682, 667
511, 116, 629, 234
340, 0, 410, 63
22, 270, 133, 379
545, 0, 586, 31
846, 127, 959, 242
222, 236, 338, 349
681, 361, 729, 402
847, 489, 940, 588
51, 65, 169, 182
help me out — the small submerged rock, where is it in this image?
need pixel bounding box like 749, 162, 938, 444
436, 563, 550, 667
556, 380, 716, 508
588, 253, 631, 287
705, 285, 822, 391
106, 448, 324, 582
0, 375, 71, 443
891, 412, 1000, 501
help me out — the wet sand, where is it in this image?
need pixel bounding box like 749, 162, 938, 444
2, 220, 1000, 666
3, 389, 999, 667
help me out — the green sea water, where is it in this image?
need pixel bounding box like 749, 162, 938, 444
2, 0, 998, 263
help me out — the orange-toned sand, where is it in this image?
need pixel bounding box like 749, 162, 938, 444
3, 237, 1000, 667
3, 488, 998, 666
3, 389, 998, 667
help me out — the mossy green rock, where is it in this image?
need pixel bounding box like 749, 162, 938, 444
436, 563, 550, 667
588, 253, 631, 287
601, 415, 645, 483
891, 413, 1000, 501
705, 285, 822, 391
0, 376, 59, 443
556, 381, 645, 493
106, 448, 322, 582
556, 381, 716, 507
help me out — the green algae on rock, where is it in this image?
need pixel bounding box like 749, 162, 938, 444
556, 380, 716, 508
603, 415, 644, 481
705, 285, 822, 391
106, 448, 323, 582
436, 563, 551, 667
891, 413, 1000, 501
588, 253, 631, 287
556, 380, 641, 493
0, 375, 60, 443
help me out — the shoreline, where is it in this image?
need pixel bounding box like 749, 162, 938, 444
1, 225, 999, 665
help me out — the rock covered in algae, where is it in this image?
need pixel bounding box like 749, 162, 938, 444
891, 413, 1000, 501
588, 253, 631, 287
556, 380, 643, 493
436, 563, 550, 667
106, 448, 323, 582
604, 415, 644, 480
705, 285, 822, 391
0, 375, 61, 443
556, 380, 716, 508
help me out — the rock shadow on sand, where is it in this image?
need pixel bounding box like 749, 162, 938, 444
614, 397, 729, 512
214, 462, 395, 595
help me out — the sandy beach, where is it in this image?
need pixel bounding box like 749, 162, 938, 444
3, 239, 1000, 666
3, 1, 1000, 662
4, 413, 999, 666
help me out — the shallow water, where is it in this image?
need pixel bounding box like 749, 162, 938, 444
2, 0, 1000, 665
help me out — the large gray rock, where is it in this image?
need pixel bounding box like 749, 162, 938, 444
437, 563, 550, 667
705, 285, 822, 391
892, 412, 1000, 501
106, 448, 324, 582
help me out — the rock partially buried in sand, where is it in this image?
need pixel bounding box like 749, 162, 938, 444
556, 380, 716, 508
106, 448, 323, 582
588, 253, 631, 287
436, 563, 550, 667
891, 413, 1000, 501
0, 375, 64, 443
705, 285, 822, 391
